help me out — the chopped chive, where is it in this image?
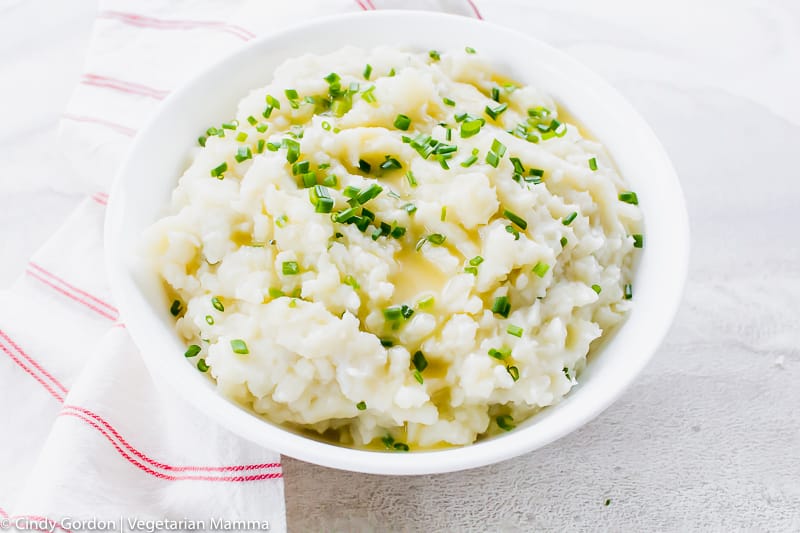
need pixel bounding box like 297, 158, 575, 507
246, 115, 258, 126
589, 157, 598, 171
445, 127, 452, 141
388, 68, 396, 77
394, 114, 411, 131
403, 202, 417, 214
632, 234, 644, 248
358, 159, 371, 173
343, 185, 360, 198
563, 367, 571, 380
356, 401, 367, 410
506, 365, 520, 381
560, 236, 568, 247
383, 306, 403, 321
465, 46, 476, 54
440, 206, 447, 221
262, 106, 274, 119
363, 63, 373, 80
624, 283, 633, 300
486, 151, 500, 168
491, 296, 511, 318
344, 275, 360, 289
491, 139, 507, 157
198, 136, 207, 147
485, 103, 508, 120
210, 162, 228, 178
380, 156, 403, 171
333, 206, 358, 223
236, 131, 248, 143
265, 95, 281, 109
417, 295, 434, 309
292, 160, 310, 175
428, 233, 446, 245
491, 87, 500, 102
256, 123, 268, 133
184, 345, 201, 358
221, 120, 238, 130
505, 225, 520, 240
443, 97, 456, 107
532, 262, 549, 278
429, 50, 441, 61
284, 138, 300, 164
562, 211, 578, 225
503, 209, 527, 230
266, 142, 281, 151
211, 297, 224, 312
355, 183, 382, 205
230, 339, 249, 355
460, 119, 483, 138
301, 172, 317, 188
170, 299, 182, 317
282, 261, 300, 275
412, 369, 424, 384
619, 191, 639, 205
507, 325, 523, 337
268, 288, 284, 298
361, 85, 377, 104
394, 441, 409, 451
591, 284, 602, 294
310, 185, 334, 213
197, 359, 209, 372
205, 315, 215, 325
488, 347, 511, 360
235, 146, 252, 163
510, 157, 525, 174
470, 255, 484, 266
412, 350, 428, 372
275, 214, 288, 227
380, 338, 394, 347
256, 139, 266, 153
464, 266, 478, 275
496, 415, 515, 431
461, 149, 479, 167
390, 226, 406, 238
405, 171, 418, 187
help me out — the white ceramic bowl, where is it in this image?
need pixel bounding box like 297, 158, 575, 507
106, 10, 689, 475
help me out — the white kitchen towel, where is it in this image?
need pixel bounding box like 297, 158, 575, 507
0, 0, 483, 529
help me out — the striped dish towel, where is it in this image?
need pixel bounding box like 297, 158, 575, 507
0, 0, 483, 528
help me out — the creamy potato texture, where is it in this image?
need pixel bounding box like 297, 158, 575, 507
146, 46, 643, 449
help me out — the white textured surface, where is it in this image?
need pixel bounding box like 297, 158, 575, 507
1, 0, 798, 530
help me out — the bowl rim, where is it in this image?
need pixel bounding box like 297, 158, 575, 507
105, 9, 690, 475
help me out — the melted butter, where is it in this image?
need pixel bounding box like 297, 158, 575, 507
390, 246, 449, 303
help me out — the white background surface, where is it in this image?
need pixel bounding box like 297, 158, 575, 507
1, 0, 799, 530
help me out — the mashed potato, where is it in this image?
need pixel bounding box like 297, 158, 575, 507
146, 46, 643, 449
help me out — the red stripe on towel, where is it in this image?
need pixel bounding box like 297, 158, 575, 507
0, 329, 68, 396
81, 74, 169, 100
62, 405, 282, 473
61, 113, 136, 137
60, 411, 283, 482
28, 263, 118, 315
98, 10, 255, 41
466, 0, 483, 19
0, 334, 65, 403
25, 269, 118, 322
